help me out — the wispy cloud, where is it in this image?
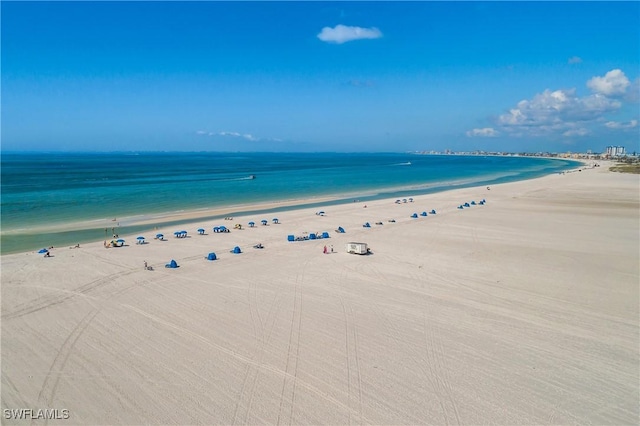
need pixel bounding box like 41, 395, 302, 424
466, 128, 499, 137
568, 56, 583, 64
218, 131, 258, 141
317, 25, 382, 44
605, 119, 638, 129
196, 130, 281, 143
347, 79, 375, 88
467, 69, 635, 139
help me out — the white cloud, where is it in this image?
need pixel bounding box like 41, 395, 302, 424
218, 131, 257, 141
317, 25, 382, 44
495, 88, 621, 136
605, 119, 638, 129
587, 69, 630, 96
467, 69, 636, 140
562, 128, 590, 137
466, 128, 499, 137
568, 56, 582, 64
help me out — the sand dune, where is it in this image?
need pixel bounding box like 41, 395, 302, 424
2, 164, 638, 425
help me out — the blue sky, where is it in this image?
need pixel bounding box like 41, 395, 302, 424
2, 1, 639, 153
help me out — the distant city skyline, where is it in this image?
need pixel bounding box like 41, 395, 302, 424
2, 1, 639, 153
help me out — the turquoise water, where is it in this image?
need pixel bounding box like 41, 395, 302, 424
1, 152, 579, 254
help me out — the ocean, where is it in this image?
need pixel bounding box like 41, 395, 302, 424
1, 152, 580, 254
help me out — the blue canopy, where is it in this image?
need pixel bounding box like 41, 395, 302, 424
197, 228, 205, 234
363, 222, 371, 228
261, 220, 268, 225
309, 233, 317, 240
232, 246, 242, 254
430, 209, 437, 214
411, 213, 418, 218
420, 212, 427, 216
116, 239, 125, 243
337, 226, 345, 233
248, 221, 255, 227
38, 248, 48, 254
272, 218, 279, 223
287, 235, 295, 241
322, 232, 330, 238
165, 259, 179, 268
156, 233, 164, 238
207, 252, 217, 261
137, 236, 145, 240
174, 231, 181, 235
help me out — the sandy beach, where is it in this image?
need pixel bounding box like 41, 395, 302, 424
1, 163, 638, 425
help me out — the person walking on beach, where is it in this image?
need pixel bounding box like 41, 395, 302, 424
330, 245, 334, 253
323, 245, 328, 254
144, 260, 148, 270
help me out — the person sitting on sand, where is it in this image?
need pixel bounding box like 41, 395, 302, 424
44, 252, 51, 257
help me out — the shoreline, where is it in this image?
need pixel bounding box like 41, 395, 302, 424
1, 157, 586, 255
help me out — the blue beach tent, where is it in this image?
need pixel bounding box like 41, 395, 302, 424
309, 233, 317, 240
411, 213, 418, 218
207, 252, 217, 261
430, 209, 437, 214
337, 226, 345, 233
471, 201, 476, 205
464, 202, 470, 207
156, 233, 164, 239
322, 232, 330, 238
363, 222, 371, 228
232, 246, 242, 254
38, 248, 48, 254
165, 259, 179, 268
287, 235, 295, 242
458, 205, 464, 209
420, 212, 427, 216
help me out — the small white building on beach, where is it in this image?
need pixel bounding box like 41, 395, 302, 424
346, 242, 368, 255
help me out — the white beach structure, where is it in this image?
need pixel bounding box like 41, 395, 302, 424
346, 242, 368, 255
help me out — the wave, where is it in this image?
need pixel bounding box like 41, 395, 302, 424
391, 161, 412, 166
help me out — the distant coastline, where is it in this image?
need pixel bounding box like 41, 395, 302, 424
1, 153, 582, 254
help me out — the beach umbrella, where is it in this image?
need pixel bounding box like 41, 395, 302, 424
272, 218, 279, 223
156, 233, 164, 238
38, 248, 48, 254
207, 252, 217, 261
137, 236, 145, 240
117, 239, 125, 243
261, 220, 268, 225
174, 231, 181, 236
409, 198, 414, 202
197, 228, 205, 234
248, 221, 255, 227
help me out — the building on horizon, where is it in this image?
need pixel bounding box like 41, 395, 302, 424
605, 146, 626, 156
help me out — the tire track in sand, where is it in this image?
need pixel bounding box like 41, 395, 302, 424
276, 261, 306, 426
372, 303, 460, 425
232, 284, 283, 425
340, 297, 364, 425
